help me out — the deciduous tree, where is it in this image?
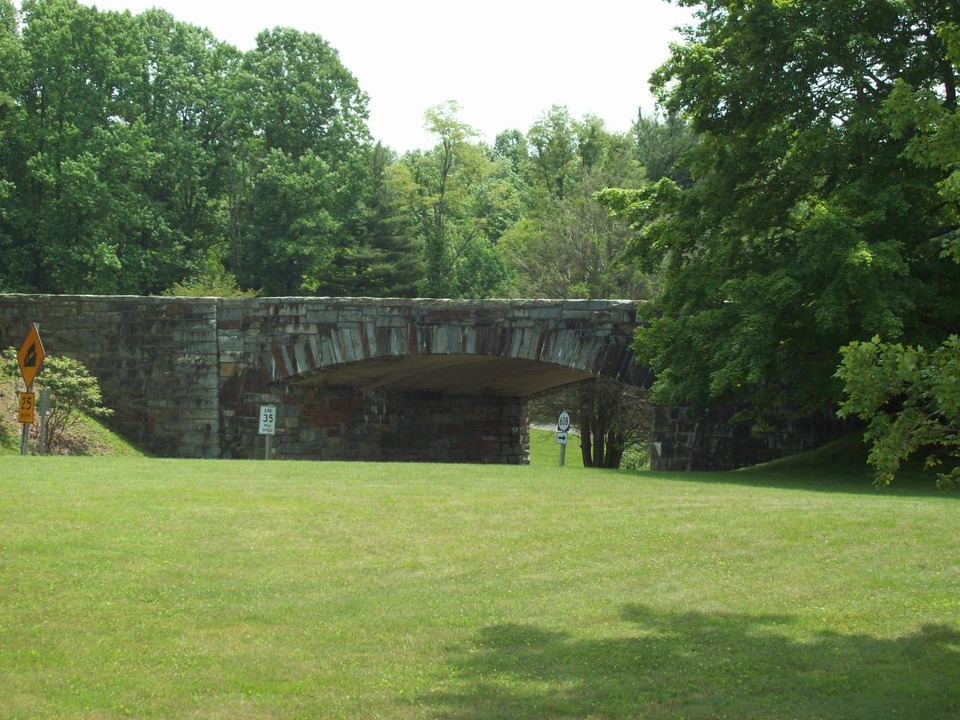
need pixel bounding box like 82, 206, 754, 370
607, 0, 960, 426
227, 27, 372, 295
401, 102, 514, 298
837, 18, 960, 486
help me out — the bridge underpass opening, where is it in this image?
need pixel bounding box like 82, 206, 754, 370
279, 354, 603, 465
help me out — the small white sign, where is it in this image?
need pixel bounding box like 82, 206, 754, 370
557, 411, 571, 432
556, 431, 568, 445
259, 405, 277, 435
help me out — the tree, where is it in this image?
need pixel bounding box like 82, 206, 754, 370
534, 378, 652, 469
319, 142, 423, 297
234, 148, 341, 295
837, 19, 960, 487
605, 0, 960, 426
0, 2, 380, 297
239, 27, 369, 163
0, 0, 25, 292
227, 27, 372, 295
501, 109, 654, 468
527, 105, 579, 201
837, 336, 960, 488
631, 107, 696, 185
6, 0, 143, 293
401, 101, 515, 298
501, 109, 650, 299
0, 0, 240, 294
124, 8, 241, 292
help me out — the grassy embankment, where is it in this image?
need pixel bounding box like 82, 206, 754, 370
2, 432, 957, 719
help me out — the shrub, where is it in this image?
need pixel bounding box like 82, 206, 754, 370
2, 348, 113, 453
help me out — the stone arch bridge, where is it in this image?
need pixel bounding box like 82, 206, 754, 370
0, 295, 649, 463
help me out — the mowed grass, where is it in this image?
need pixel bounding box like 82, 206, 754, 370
1, 453, 958, 719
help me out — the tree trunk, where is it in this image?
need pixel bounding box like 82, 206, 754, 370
592, 423, 605, 469
604, 430, 625, 469
580, 412, 593, 466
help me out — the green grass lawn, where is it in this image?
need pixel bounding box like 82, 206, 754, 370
529, 427, 584, 468
1, 453, 958, 719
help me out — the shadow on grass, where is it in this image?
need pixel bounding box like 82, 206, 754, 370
635, 434, 960, 499
653, 468, 960, 499
423, 604, 960, 719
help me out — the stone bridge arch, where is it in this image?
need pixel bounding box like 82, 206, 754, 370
0, 295, 647, 463
267, 298, 648, 395
231, 298, 649, 463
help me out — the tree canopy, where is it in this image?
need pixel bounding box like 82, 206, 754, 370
0, 0, 671, 305
836, 16, 960, 486
603, 0, 960, 427
0, 0, 374, 296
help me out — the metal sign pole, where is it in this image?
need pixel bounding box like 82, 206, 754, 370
38, 390, 51, 455
19, 385, 30, 456
556, 410, 571, 467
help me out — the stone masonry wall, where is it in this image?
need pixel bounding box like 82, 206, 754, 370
650, 406, 850, 471
0, 295, 584, 462
2, 295, 842, 469
0, 295, 221, 458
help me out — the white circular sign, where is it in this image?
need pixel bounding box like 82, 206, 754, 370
557, 411, 571, 432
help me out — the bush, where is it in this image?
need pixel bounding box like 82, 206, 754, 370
2, 348, 113, 454
162, 268, 259, 298
837, 335, 960, 488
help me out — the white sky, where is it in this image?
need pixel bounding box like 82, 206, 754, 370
68, 0, 694, 153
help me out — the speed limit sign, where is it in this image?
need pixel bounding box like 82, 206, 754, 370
18, 392, 36, 424
259, 405, 276, 435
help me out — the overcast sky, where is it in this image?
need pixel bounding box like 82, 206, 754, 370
70, 0, 694, 153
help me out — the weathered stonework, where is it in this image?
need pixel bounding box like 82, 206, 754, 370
649, 406, 850, 471
0, 295, 643, 463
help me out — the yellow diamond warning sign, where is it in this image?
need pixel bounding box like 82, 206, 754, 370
17, 323, 45, 388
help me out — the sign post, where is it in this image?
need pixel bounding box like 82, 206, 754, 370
17, 323, 45, 456
556, 410, 571, 467
37, 390, 51, 456
259, 404, 277, 460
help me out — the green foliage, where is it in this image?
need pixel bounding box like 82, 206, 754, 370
631, 107, 696, 185
399, 102, 515, 299
0, 1, 373, 297
225, 27, 371, 296
835, 16, 960, 487
0, 1, 687, 305
162, 267, 258, 298
612, 0, 960, 422
837, 336, 960, 489
2, 346, 112, 453
320, 143, 423, 297
500, 109, 651, 300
